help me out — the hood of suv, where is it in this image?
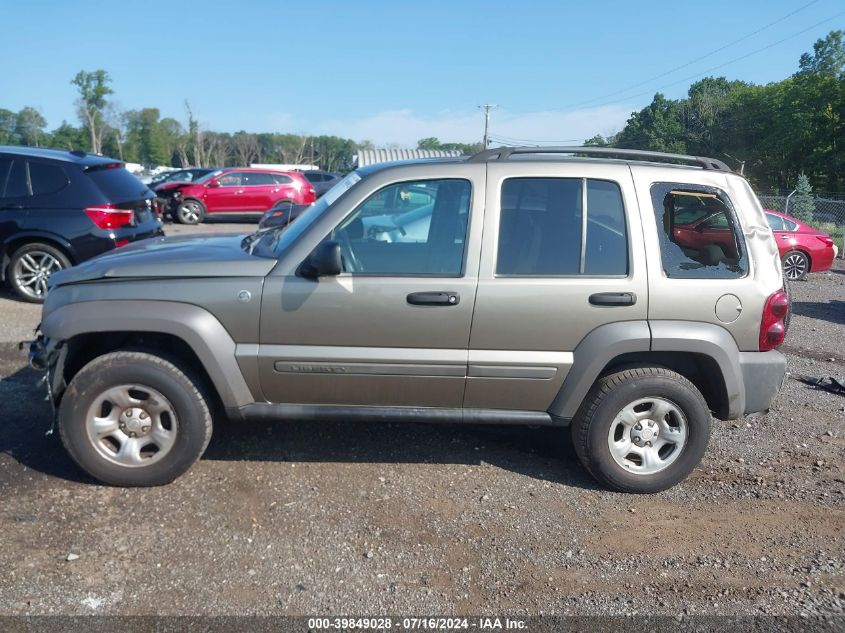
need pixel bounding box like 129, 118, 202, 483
50, 234, 277, 287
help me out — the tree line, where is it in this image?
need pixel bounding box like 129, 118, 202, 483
587, 31, 845, 193
0, 70, 377, 172
1, 30, 842, 184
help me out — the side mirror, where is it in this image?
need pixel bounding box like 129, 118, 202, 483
301, 240, 342, 279
207, 179, 221, 188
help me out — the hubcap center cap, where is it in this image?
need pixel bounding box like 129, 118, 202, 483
632, 419, 659, 446
119, 407, 151, 437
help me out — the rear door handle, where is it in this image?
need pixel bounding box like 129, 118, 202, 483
407, 291, 460, 306
0, 203, 24, 210
589, 292, 636, 306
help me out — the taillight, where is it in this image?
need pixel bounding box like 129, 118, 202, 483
816, 235, 834, 247
84, 204, 134, 230
759, 290, 789, 351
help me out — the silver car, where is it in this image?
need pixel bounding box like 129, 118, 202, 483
30, 147, 788, 492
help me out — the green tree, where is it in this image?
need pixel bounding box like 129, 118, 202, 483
71, 69, 113, 153
798, 30, 844, 77
615, 93, 687, 153
417, 137, 441, 150
14, 107, 47, 147
0, 108, 17, 144
416, 137, 482, 155
791, 173, 816, 222
48, 121, 87, 151
584, 134, 610, 146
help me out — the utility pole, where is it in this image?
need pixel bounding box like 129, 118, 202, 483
478, 104, 497, 147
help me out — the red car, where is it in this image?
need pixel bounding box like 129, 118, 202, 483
763, 209, 837, 280
167, 168, 316, 224
670, 199, 836, 281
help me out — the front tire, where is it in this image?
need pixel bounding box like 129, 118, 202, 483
782, 250, 809, 281
571, 367, 711, 493
175, 199, 205, 225
8, 242, 71, 303
58, 351, 213, 486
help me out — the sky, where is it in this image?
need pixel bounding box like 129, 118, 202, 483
1, 0, 843, 147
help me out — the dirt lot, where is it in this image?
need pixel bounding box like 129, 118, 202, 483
0, 223, 843, 617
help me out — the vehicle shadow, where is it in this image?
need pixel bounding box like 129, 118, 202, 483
0, 363, 599, 491
0, 364, 90, 484
205, 416, 599, 490
0, 285, 32, 304
791, 300, 845, 326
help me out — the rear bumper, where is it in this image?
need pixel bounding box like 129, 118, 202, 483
810, 246, 835, 272
738, 350, 787, 415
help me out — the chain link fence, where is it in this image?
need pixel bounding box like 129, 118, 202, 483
757, 192, 845, 258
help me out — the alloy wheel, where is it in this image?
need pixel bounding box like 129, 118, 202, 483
13, 250, 63, 299
179, 202, 202, 224
783, 253, 807, 280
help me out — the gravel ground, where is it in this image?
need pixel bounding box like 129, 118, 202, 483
0, 227, 843, 617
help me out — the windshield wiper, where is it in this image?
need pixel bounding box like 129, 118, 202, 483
241, 223, 295, 254
241, 226, 276, 253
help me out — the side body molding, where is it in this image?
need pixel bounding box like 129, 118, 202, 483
549, 321, 651, 420
41, 300, 256, 408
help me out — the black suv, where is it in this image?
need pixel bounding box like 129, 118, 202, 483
0, 146, 163, 302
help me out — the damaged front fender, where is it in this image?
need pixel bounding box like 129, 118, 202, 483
24, 333, 67, 407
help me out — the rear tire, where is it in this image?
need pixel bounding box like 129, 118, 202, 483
58, 351, 213, 486
8, 242, 71, 303
571, 367, 711, 493
782, 250, 809, 281
176, 199, 205, 225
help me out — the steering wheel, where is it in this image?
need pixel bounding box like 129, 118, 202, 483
337, 228, 363, 273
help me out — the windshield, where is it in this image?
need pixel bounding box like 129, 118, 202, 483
266, 170, 362, 257
195, 169, 223, 184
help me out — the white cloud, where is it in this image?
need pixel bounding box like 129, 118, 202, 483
305, 106, 634, 147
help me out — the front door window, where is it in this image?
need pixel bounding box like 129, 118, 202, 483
329, 179, 471, 276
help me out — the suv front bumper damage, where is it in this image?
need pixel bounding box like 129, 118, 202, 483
26, 334, 66, 411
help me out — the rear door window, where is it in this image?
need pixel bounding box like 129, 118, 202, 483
243, 172, 275, 186
0, 158, 11, 197
650, 183, 748, 279
4, 160, 31, 198
272, 173, 293, 185
88, 167, 149, 203
29, 161, 69, 196
496, 177, 628, 276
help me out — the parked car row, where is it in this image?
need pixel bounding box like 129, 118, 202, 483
149, 168, 342, 225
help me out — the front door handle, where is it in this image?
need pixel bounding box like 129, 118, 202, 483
589, 292, 636, 307
407, 291, 460, 306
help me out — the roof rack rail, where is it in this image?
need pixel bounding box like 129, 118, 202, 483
467, 146, 731, 171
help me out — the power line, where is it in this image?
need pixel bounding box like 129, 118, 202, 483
567, 0, 826, 110
577, 9, 845, 111
488, 134, 586, 146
